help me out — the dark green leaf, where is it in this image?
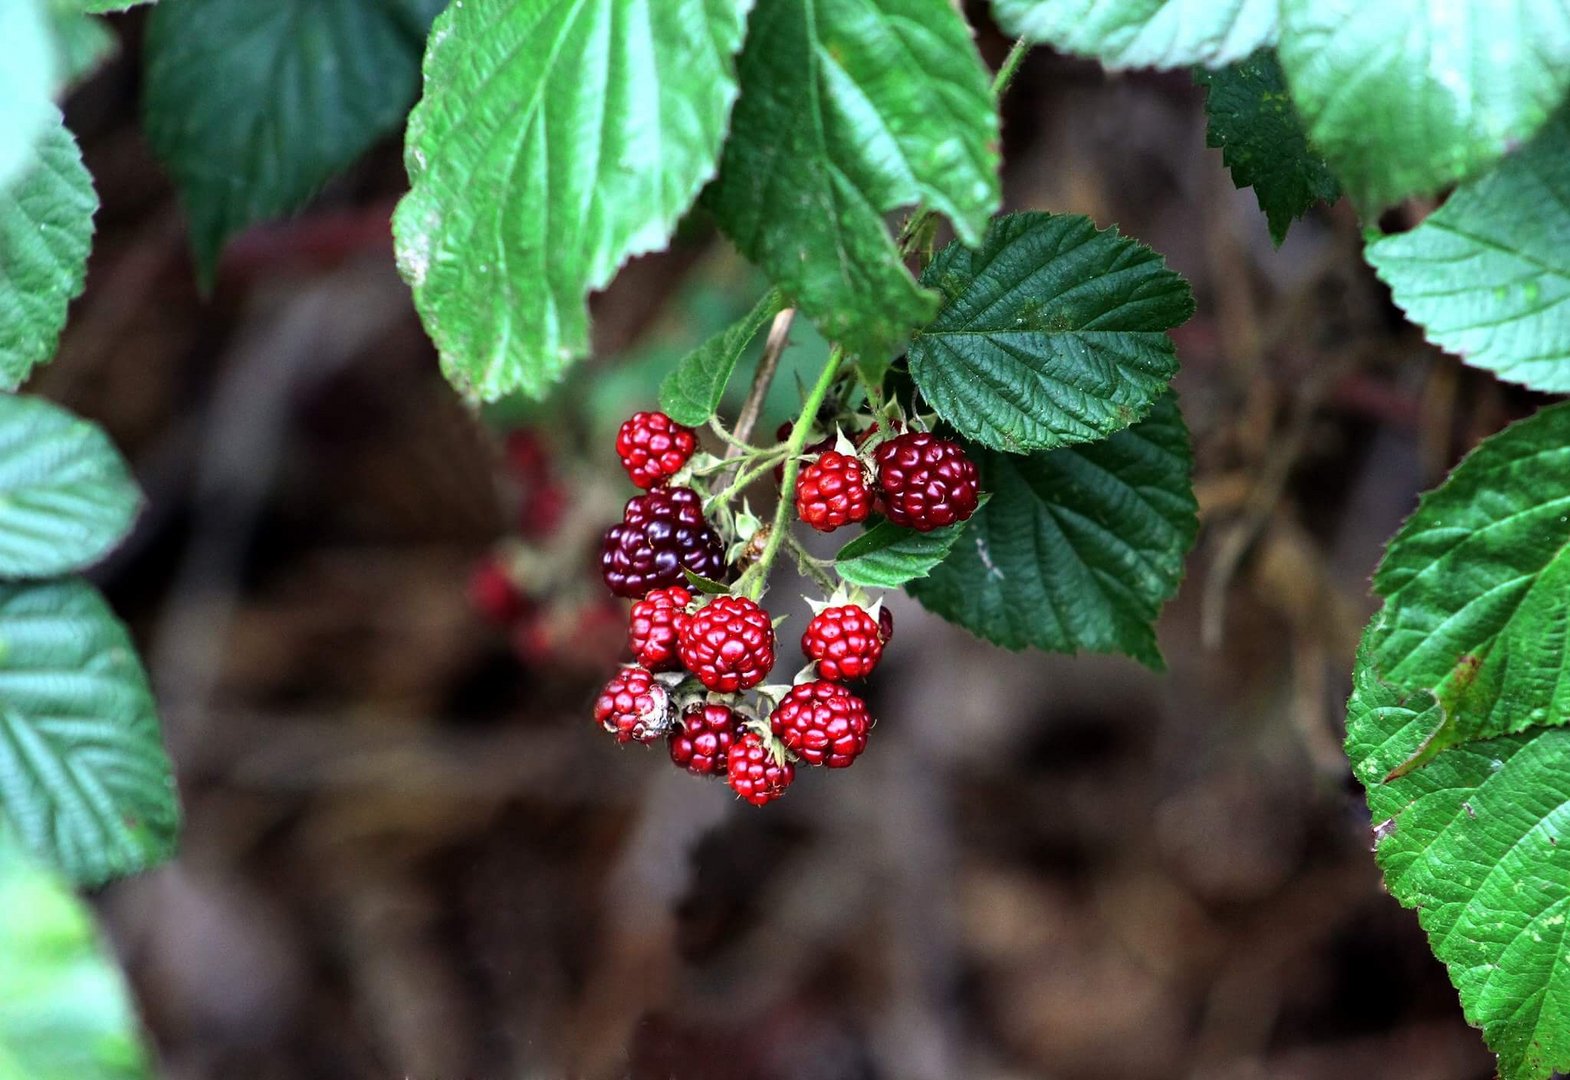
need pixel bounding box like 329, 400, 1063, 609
1346, 653, 1570, 1080
1358, 401, 1570, 773
1367, 110, 1570, 392
705, 0, 1000, 362
660, 289, 783, 427
0, 115, 96, 391
908, 212, 1193, 454
1195, 49, 1338, 245
0, 397, 141, 578
0, 827, 155, 1080
835, 500, 983, 589
145, 0, 438, 282
908, 393, 1196, 668
993, 0, 1277, 69
395, 0, 752, 401
0, 579, 179, 887
1278, 0, 1570, 211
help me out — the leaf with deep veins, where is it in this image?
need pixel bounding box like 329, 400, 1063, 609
395, 0, 754, 401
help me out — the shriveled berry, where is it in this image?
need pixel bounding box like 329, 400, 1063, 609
600, 486, 726, 598
469, 558, 526, 626
878, 605, 894, 644
628, 586, 693, 672
770, 680, 871, 768
668, 703, 739, 776
873, 432, 980, 532
617, 411, 697, 489
593, 666, 675, 744
678, 595, 776, 692
726, 731, 794, 805
801, 605, 884, 681
795, 451, 872, 532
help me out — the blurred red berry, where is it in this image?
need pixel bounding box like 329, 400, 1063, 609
469, 558, 525, 626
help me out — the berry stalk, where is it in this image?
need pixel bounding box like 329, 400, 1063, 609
741, 346, 846, 602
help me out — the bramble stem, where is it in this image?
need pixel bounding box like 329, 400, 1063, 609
705, 449, 789, 510
729, 307, 797, 457
742, 347, 845, 601
785, 531, 839, 592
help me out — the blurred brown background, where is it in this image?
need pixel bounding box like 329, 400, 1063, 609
51, 11, 1532, 1080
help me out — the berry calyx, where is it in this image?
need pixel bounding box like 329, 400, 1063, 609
873, 432, 981, 532
801, 604, 884, 681
600, 486, 726, 598
795, 450, 872, 533
628, 586, 693, 672
678, 595, 776, 692
726, 731, 795, 805
593, 666, 675, 744
668, 703, 739, 776
770, 680, 872, 768
616, 411, 696, 489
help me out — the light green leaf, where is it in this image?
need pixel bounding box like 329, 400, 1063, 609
0, 0, 58, 195
395, 0, 753, 402
835, 500, 982, 589
659, 289, 783, 427
1278, 0, 1570, 211
1194, 49, 1338, 245
1367, 110, 1570, 392
0, 115, 96, 391
47, 8, 116, 88
993, 0, 1276, 69
0, 397, 141, 578
908, 393, 1196, 668
908, 212, 1193, 454
704, 0, 1000, 362
0, 579, 178, 887
1358, 401, 1570, 774
80, 0, 154, 10
0, 827, 154, 1080
1346, 656, 1570, 1080
144, 0, 438, 282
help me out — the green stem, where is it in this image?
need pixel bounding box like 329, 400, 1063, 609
743, 348, 845, 602
706, 449, 789, 510
991, 37, 1031, 103
785, 532, 838, 592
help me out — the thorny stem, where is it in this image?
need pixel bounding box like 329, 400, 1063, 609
706, 417, 760, 453
705, 449, 789, 510
742, 347, 845, 601
728, 307, 798, 458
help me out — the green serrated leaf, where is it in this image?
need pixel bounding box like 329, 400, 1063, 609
0, 0, 58, 195
144, 0, 438, 283
0, 397, 141, 578
704, 0, 1000, 363
1367, 110, 1570, 392
1278, 0, 1570, 212
395, 0, 753, 402
993, 0, 1276, 69
908, 393, 1196, 668
1358, 402, 1570, 775
1194, 49, 1338, 246
0, 579, 178, 887
1346, 654, 1570, 1080
0, 115, 96, 392
835, 499, 983, 589
908, 212, 1193, 454
660, 289, 783, 427
0, 827, 154, 1080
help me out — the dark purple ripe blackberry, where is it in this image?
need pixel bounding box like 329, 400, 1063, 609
600, 486, 726, 598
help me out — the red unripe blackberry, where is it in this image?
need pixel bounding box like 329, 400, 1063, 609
795, 451, 872, 532
770, 680, 871, 768
872, 432, 980, 532
678, 595, 776, 692
600, 486, 726, 598
726, 731, 794, 805
801, 605, 884, 681
468, 558, 526, 626
593, 666, 675, 744
616, 411, 697, 489
668, 703, 739, 776
628, 586, 693, 672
